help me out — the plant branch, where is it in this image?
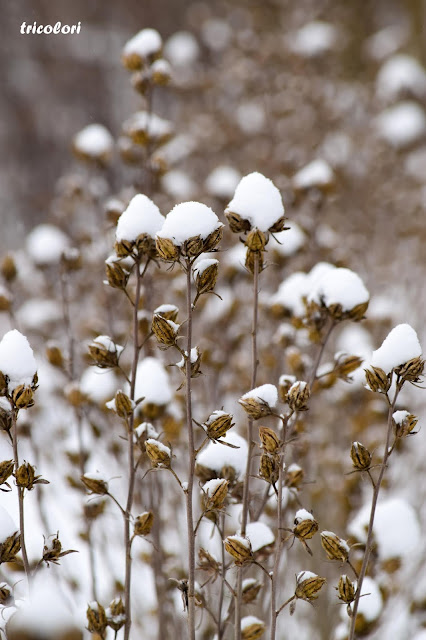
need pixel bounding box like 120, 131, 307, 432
10, 405, 31, 581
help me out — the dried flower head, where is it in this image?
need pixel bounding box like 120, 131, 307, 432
295, 571, 326, 602
224, 535, 252, 565
241, 616, 266, 640
86, 601, 107, 635
336, 574, 355, 604
242, 579, 262, 604
365, 366, 392, 393
293, 509, 319, 540
321, 531, 350, 562
392, 410, 418, 437
258, 426, 280, 453
202, 478, 229, 511
145, 439, 171, 467
0, 532, 20, 564
286, 381, 310, 411
152, 314, 179, 346
205, 411, 234, 440
134, 511, 154, 536
106, 597, 126, 632
81, 473, 109, 495
350, 442, 372, 470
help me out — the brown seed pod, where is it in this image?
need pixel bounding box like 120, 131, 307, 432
320, 531, 350, 562
350, 442, 372, 470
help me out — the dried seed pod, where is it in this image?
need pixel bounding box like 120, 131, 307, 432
88, 336, 122, 368
395, 356, 425, 382
151, 59, 172, 85
295, 571, 326, 602
286, 381, 310, 411
269, 215, 287, 233
0, 291, 11, 312
114, 391, 134, 418
0, 460, 14, 486
151, 314, 179, 346
12, 385, 34, 409
365, 366, 391, 393
182, 235, 204, 258
293, 510, 319, 540
224, 535, 252, 565
107, 597, 126, 632
285, 463, 304, 489
134, 511, 154, 536
242, 579, 262, 604
239, 396, 273, 420
336, 575, 355, 604
84, 499, 106, 520
15, 462, 36, 490
335, 354, 363, 379
45, 343, 64, 368
393, 411, 418, 437
203, 226, 223, 252
258, 426, 280, 453
259, 453, 279, 487
202, 478, 229, 511
198, 547, 220, 574
61, 247, 82, 271
0, 582, 13, 606
245, 248, 265, 275
205, 411, 234, 440
350, 442, 371, 470
0, 372, 7, 396
0, 532, 20, 564
154, 304, 179, 322
225, 210, 252, 234
194, 260, 219, 294
105, 260, 130, 290
81, 474, 109, 495
278, 375, 296, 402
321, 531, 350, 562
155, 236, 180, 262
145, 439, 171, 467
245, 228, 267, 252
86, 601, 107, 635
241, 616, 266, 640
1, 254, 17, 282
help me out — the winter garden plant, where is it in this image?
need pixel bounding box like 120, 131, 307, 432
0, 25, 424, 640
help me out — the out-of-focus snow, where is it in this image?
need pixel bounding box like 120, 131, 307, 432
134, 357, 172, 408
201, 18, 232, 52
0, 505, 18, 543
245, 521, 275, 551
288, 21, 339, 57
0, 329, 37, 390
295, 509, 314, 522
122, 28, 162, 60
241, 615, 264, 630
73, 124, 114, 157
157, 201, 223, 244
369, 323, 422, 373
162, 170, 196, 199
26, 224, 70, 266
116, 194, 164, 242
364, 24, 408, 61
16, 299, 62, 331
205, 166, 242, 199
226, 172, 284, 232
79, 367, 117, 403
164, 31, 199, 66
356, 576, 383, 622
376, 102, 426, 149
348, 497, 420, 560
376, 54, 426, 102
269, 222, 306, 257
236, 101, 266, 135
292, 159, 334, 191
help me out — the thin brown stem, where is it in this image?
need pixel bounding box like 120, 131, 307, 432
185, 259, 196, 640
348, 385, 400, 640
308, 317, 335, 388
235, 252, 260, 640
11, 406, 31, 581
217, 514, 226, 639
123, 256, 143, 640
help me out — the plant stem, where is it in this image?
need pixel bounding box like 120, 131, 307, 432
235, 252, 260, 640
185, 259, 196, 640
11, 406, 31, 581
123, 257, 143, 640
308, 317, 335, 388
348, 385, 400, 640
217, 513, 226, 639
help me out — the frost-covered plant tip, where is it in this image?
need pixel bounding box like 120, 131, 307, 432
0, 23, 425, 640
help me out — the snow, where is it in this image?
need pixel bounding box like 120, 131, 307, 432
135, 422, 159, 440
321, 531, 350, 553
369, 324, 422, 373
245, 522, 275, 552
0, 505, 17, 543
376, 102, 426, 149
376, 54, 426, 102
123, 28, 162, 61
297, 570, 318, 582
241, 384, 278, 408
90, 335, 124, 356
164, 31, 200, 66
205, 166, 242, 199
392, 410, 410, 425
225, 172, 284, 232
241, 615, 264, 630
364, 24, 408, 62
124, 111, 173, 141
201, 18, 232, 52
227, 534, 251, 549
356, 576, 383, 622
203, 478, 227, 495
197, 431, 248, 479
162, 170, 196, 200
80, 367, 117, 404
308, 267, 369, 311
134, 357, 173, 408
236, 101, 265, 135
295, 509, 314, 522
157, 201, 223, 244
292, 159, 334, 191
73, 124, 114, 157
116, 194, 164, 243
145, 439, 171, 457
16, 299, 62, 331
270, 271, 310, 317
0, 330, 37, 391
84, 470, 107, 483
154, 303, 178, 316
289, 21, 338, 57
348, 497, 420, 561
193, 258, 218, 277
269, 222, 306, 257
26, 224, 70, 266
6, 572, 80, 634
413, 632, 426, 640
